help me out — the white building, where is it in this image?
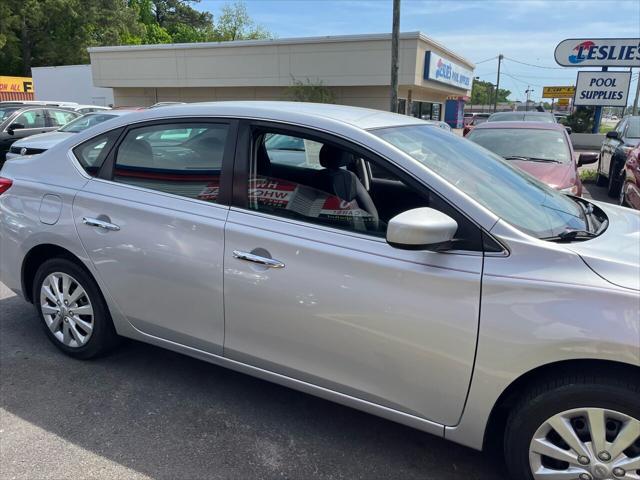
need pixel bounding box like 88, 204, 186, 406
88, 32, 474, 121
32, 64, 114, 106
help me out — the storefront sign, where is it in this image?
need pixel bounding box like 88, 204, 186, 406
573, 71, 631, 107
424, 52, 473, 90
0, 76, 34, 93
554, 38, 640, 67
556, 98, 570, 106
542, 86, 575, 98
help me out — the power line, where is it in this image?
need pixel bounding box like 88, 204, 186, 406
503, 56, 566, 70
474, 56, 498, 65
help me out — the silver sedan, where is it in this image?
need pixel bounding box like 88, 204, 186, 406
0, 102, 638, 480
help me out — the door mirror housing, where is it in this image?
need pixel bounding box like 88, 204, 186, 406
7, 123, 25, 135
565, 126, 572, 135
578, 152, 599, 167
386, 207, 458, 251
606, 130, 619, 139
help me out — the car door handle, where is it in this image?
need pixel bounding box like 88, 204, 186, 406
233, 250, 285, 269
82, 217, 120, 231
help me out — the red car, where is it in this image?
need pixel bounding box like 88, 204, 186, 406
462, 113, 490, 136
466, 121, 598, 196
620, 144, 640, 209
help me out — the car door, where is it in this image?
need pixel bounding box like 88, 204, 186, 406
222, 122, 484, 426
0, 108, 50, 155
73, 119, 237, 354
601, 119, 625, 177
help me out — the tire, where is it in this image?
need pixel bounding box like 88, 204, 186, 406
607, 160, 623, 198
595, 157, 608, 186
504, 373, 640, 480
33, 258, 120, 359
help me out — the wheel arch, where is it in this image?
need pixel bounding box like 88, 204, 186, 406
21, 243, 94, 304
482, 358, 639, 452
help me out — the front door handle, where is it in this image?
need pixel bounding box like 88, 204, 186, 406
233, 250, 285, 269
82, 217, 120, 231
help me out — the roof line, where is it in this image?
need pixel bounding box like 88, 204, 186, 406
87, 31, 474, 69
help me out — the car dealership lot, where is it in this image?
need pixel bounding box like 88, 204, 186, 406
0, 282, 504, 480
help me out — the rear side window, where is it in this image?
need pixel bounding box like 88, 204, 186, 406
73, 129, 122, 177
49, 109, 79, 127
112, 122, 229, 203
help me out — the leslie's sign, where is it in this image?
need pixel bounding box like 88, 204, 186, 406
424, 52, 473, 90
555, 38, 640, 67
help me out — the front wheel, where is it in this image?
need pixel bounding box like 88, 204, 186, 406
504, 375, 640, 480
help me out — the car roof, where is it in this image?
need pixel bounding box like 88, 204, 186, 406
472, 121, 567, 131
71, 101, 426, 132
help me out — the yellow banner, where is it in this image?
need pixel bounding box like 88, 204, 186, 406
556, 98, 570, 106
542, 86, 575, 98
0, 76, 34, 93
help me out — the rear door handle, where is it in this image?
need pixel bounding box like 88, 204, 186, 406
82, 217, 120, 231
233, 250, 285, 269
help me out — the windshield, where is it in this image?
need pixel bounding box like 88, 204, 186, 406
627, 117, 640, 138
467, 128, 571, 163
0, 107, 20, 122
488, 112, 555, 123
373, 125, 588, 239
59, 113, 118, 133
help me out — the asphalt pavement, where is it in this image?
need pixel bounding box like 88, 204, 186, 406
0, 181, 616, 480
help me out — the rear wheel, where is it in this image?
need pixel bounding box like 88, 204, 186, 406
504, 375, 640, 480
33, 258, 120, 359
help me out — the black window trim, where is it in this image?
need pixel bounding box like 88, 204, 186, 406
97, 117, 239, 206
233, 119, 497, 254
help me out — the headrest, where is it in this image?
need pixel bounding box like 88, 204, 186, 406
319, 144, 351, 169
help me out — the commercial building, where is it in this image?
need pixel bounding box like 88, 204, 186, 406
88, 32, 474, 123
0, 76, 34, 101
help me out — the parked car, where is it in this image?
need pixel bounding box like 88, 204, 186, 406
462, 113, 490, 136
620, 144, 640, 210
64, 105, 112, 114
0, 105, 81, 161
487, 111, 557, 123
5, 110, 132, 160
149, 101, 187, 108
0, 102, 638, 480
0, 100, 79, 107
466, 122, 597, 196
597, 115, 640, 198
463, 112, 490, 127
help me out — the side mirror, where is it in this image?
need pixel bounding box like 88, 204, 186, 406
565, 126, 572, 135
606, 130, 619, 139
578, 152, 599, 167
386, 207, 458, 251
7, 123, 24, 135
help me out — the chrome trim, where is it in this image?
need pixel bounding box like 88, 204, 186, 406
82, 217, 120, 231
233, 250, 285, 268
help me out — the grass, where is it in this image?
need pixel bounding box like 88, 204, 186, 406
599, 124, 615, 133
580, 169, 599, 183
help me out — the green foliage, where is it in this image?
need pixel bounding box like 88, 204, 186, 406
0, 0, 271, 76
564, 107, 595, 134
579, 169, 598, 183
470, 79, 511, 105
288, 77, 336, 104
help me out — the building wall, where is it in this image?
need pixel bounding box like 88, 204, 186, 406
32, 65, 114, 106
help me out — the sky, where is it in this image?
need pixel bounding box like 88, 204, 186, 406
197, 0, 640, 103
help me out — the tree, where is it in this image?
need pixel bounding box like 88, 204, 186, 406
213, 1, 270, 41
470, 79, 510, 105
288, 77, 336, 104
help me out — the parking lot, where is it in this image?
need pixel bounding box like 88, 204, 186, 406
0, 179, 617, 480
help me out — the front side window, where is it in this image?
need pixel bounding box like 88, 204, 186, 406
373, 125, 589, 239
113, 123, 228, 203
49, 109, 79, 127
13, 109, 46, 128
467, 128, 571, 163
625, 117, 640, 139
246, 128, 482, 249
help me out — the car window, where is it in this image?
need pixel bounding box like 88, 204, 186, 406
112, 123, 228, 203
467, 128, 571, 163
73, 129, 122, 177
0, 106, 20, 122
625, 117, 639, 139
247, 129, 482, 249
60, 113, 118, 133
614, 120, 626, 134
13, 109, 46, 128
48, 109, 79, 127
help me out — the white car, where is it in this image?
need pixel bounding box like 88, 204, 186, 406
6, 110, 132, 160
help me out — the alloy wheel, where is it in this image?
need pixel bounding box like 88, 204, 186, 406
529, 407, 640, 479
40, 272, 94, 348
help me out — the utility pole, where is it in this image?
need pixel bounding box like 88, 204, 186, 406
494, 54, 503, 112
390, 0, 400, 113
633, 68, 639, 116
525, 86, 534, 111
